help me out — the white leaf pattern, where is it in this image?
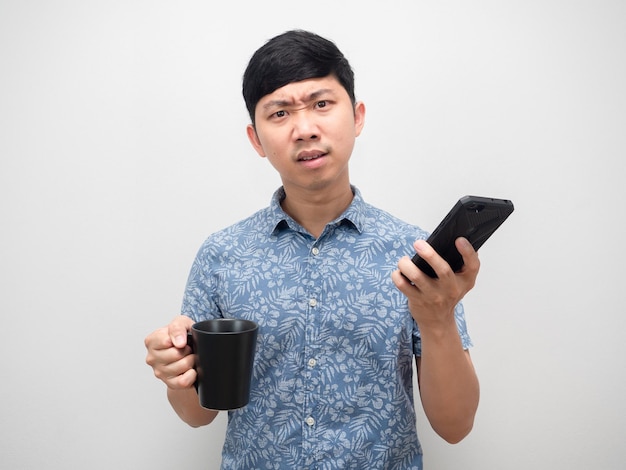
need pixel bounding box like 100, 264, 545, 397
182, 187, 472, 469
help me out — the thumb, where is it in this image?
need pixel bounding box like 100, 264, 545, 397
169, 315, 194, 349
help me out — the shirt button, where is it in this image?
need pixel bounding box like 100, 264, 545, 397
309, 298, 317, 307
305, 416, 315, 426
311, 247, 320, 256
308, 358, 317, 367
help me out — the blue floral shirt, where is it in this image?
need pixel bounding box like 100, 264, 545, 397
182, 187, 472, 469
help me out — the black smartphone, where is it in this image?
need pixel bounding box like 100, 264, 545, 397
412, 195, 514, 278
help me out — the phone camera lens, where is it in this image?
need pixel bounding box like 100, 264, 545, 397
467, 203, 485, 213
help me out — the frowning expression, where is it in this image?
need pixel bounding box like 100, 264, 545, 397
247, 75, 365, 194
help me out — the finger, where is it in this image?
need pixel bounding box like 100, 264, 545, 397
455, 238, 480, 292
148, 342, 193, 366
396, 255, 425, 287
456, 237, 480, 273
168, 315, 195, 349
168, 366, 198, 390
164, 351, 196, 379
413, 239, 453, 279
144, 327, 174, 351
145, 342, 191, 377
152, 351, 197, 389
392, 265, 416, 292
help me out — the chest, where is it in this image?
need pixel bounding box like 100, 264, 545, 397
209, 230, 415, 358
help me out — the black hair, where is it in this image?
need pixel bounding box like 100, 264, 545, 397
242, 30, 356, 124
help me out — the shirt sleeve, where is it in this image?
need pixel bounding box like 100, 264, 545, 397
180, 241, 222, 322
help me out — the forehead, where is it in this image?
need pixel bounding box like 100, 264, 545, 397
257, 76, 347, 109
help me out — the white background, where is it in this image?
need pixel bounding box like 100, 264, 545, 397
1, 1, 625, 468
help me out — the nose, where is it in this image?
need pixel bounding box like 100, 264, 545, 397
292, 110, 319, 141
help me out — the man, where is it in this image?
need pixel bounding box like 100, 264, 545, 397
145, 30, 480, 469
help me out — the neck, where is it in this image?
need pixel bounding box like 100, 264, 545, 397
281, 184, 354, 239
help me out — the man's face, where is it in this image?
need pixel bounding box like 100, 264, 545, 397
247, 75, 365, 195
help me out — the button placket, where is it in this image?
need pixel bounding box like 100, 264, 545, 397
303, 239, 324, 464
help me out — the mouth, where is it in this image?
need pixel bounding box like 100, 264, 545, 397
297, 150, 327, 162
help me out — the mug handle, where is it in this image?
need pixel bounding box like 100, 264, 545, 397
186, 331, 199, 392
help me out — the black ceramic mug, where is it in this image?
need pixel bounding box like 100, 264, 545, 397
188, 318, 258, 410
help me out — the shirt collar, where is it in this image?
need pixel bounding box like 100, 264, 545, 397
268, 185, 366, 236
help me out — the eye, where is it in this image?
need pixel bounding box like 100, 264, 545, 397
316, 100, 328, 109
273, 110, 286, 118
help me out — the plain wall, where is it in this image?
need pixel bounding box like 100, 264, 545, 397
1, 0, 625, 468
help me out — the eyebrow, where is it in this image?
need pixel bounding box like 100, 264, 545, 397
262, 88, 335, 110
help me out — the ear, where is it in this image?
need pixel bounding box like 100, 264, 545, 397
246, 124, 266, 158
353, 101, 366, 137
